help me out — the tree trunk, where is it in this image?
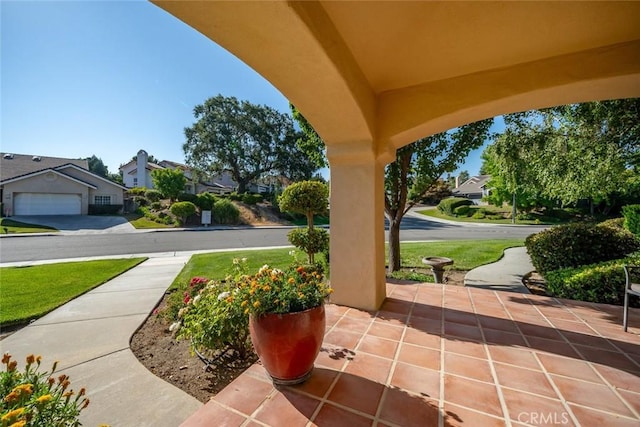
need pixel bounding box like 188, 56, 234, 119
388, 218, 402, 273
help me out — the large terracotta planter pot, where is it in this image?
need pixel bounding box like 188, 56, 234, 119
249, 304, 325, 385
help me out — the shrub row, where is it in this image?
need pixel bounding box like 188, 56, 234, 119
437, 197, 473, 216
88, 204, 123, 215
545, 252, 640, 306
525, 222, 640, 274
623, 204, 640, 236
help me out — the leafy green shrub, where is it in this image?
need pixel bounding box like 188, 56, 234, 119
545, 252, 640, 306
177, 192, 198, 204
229, 192, 242, 201
170, 201, 197, 225
623, 204, 640, 236
599, 217, 624, 230
1, 353, 91, 426
150, 202, 162, 211
525, 222, 640, 274
437, 197, 473, 216
176, 267, 253, 359
195, 192, 217, 211
212, 199, 240, 224
133, 196, 148, 207
127, 187, 147, 196
287, 228, 329, 264
144, 190, 163, 202
487, 214, 503, 220
472, 210, 486, 219
242, 193, 263, 205
453, 205, 471, 216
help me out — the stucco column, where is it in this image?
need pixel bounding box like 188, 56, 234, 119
328, 143, 388, 311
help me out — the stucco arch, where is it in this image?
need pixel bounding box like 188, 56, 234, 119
153, 0, 640, 310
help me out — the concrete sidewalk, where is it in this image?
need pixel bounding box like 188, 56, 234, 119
0, 255, 201, 427
464, 246, 534, 293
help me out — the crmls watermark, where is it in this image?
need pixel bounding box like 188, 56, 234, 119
517, 412, 570, 425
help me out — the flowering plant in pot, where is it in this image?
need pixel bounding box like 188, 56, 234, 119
237, 259, 332, 385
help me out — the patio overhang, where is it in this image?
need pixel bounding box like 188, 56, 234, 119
152, 0, 640, 310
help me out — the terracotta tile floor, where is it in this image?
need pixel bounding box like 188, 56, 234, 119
181, 283, 640, 426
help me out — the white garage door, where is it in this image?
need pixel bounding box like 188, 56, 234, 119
14, 193, 82, 215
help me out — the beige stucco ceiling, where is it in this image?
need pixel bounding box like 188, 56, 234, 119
153, 1, 640, 157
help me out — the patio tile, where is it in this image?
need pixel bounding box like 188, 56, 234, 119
378, 387, 440, 426
380, 298, 412, 315
444, 352, 494, 383
315, 347, 351, 370
445, 338, 487, 359
285, 367, 338, 399
366, 321, 404, 341
482, 328, 528, 347
444, 374, 503, 417
536, 353, 604, 384
327, 373, 385, 416
390, 362, 440, 398
397, 342, 441, 370
576, 345, 640, 372
324, 329, 362, 349
500, 388, 574, 427
552, 375, 635, 417
487, 345, 540, 370
311, 403, 372, 427
213, 374, 274, 415
443, 402, 507, 427
618, 388, 640, 415
494, 363, 557, 398
344, 352, 393, 384
344, 307, 376, 320
593, 365, 640, 393
444, 322, 483, 341
561, 330, 617, 351
375, 310, 408, 326
357, 334, 398, 360
335, 316, 373, 335
407, 315, 442, 334
527, 336, 581, 359
478, 317, 520, 333
444, 310, 478, 326
411, 303, 443, 320
568, 404, 639, 427
517, 322, 565, 341
180, 401, 247, 427
403, 327, 442, 349
254, 388, 320, 427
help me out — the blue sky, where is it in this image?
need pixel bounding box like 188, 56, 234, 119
2, 1, 493, 180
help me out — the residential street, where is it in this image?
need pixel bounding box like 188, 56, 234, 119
0, 213, 547, 263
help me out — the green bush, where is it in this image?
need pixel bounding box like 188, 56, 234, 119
242, 193, 263, 205
453, 205, 471, 216
545, 252, 640, 306
212, 199, 240, 224
195, 192, 217, 211
133, 196, 149, 207
599, 217, 625, 230
1, 353, 91, 426
525, 222, 640, 274
144, 190, 163, 202
127, 187, 147, 196
150, 202, 162, 211
229, 192, 243, 201
287, 228, 329, 264
623, 204, 640, 236
437, 197, 473, 216
170, 201, 197, 225
177, 192, 198, 204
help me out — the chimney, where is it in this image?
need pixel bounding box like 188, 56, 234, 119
455, 175, 460, 188
137, 149, 148, 188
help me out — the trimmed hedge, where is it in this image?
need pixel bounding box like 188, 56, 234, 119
212, 199, 240, 224
242, 193, 263, 205
545, 252, 640, 306
437, 197, 473, 216
623, 204, 640, 236
525, 222, 640, 274
195, 192, 218, 211
145, 189, 163, 202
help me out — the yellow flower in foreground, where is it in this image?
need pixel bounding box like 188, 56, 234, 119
2, 408, 25, 422
287, 278, 295, 285
253, 301, 261, 308
13, 384, 33, 395
10, 421, 26, 427
37, 394, 53, 404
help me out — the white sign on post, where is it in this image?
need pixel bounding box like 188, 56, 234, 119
201, 210, 212, 226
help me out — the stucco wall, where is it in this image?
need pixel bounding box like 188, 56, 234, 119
59, 167, 124, 205
3, 173, 90, 214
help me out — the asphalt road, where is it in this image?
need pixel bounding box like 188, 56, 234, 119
0, 217, 547, 263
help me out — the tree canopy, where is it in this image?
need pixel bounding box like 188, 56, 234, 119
151, 168, 186, 202
183, 95, 322, 193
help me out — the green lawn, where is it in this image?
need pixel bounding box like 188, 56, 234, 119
171, 239, 524, 289
417, 207, 563, 225
0, 218, 58, 234
124, 213, 174, 229
0, 258, 146, 326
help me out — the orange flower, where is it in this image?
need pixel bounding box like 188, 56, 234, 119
287, 278, 295, 284
37, 394, 53, 404
296, 266, 305, 273
14, 384, 33, 395
4, 391, 19, 403
25, 354, 35, 365
2, 353, 11, 364
1, 408, 24, 422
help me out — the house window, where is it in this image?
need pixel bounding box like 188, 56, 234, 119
94, 195, 111, 205
133, 178, 138, 187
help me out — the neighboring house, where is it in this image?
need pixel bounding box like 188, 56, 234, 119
0, 153, 127, 216
452, 175, 491, 205
118, 149, 236, 195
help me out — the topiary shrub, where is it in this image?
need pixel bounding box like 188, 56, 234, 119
170, 201, 197, 225
545, 252, 640, 306
212, 199, 240, 224
599, 217, 624, 230
177, 192, 198, 204
287, 228, 329, 264
437, 197, 473, 216
525, 222, 640, 274
133, 196, 149, 207
127, 187, 147, 196
242, 193, 263, 205
623, 204, 640, 236
195, 192, 217, 211
453, 205, 471, 217
145, 189, 163, 202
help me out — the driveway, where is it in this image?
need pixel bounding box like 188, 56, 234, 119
10, 215, 136, 235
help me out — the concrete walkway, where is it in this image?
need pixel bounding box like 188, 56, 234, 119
0, 255, 202, 427
464, 246, 534, 293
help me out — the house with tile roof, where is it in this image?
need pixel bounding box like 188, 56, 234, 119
452, 175, 491, 205
0, 152, 127, 216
